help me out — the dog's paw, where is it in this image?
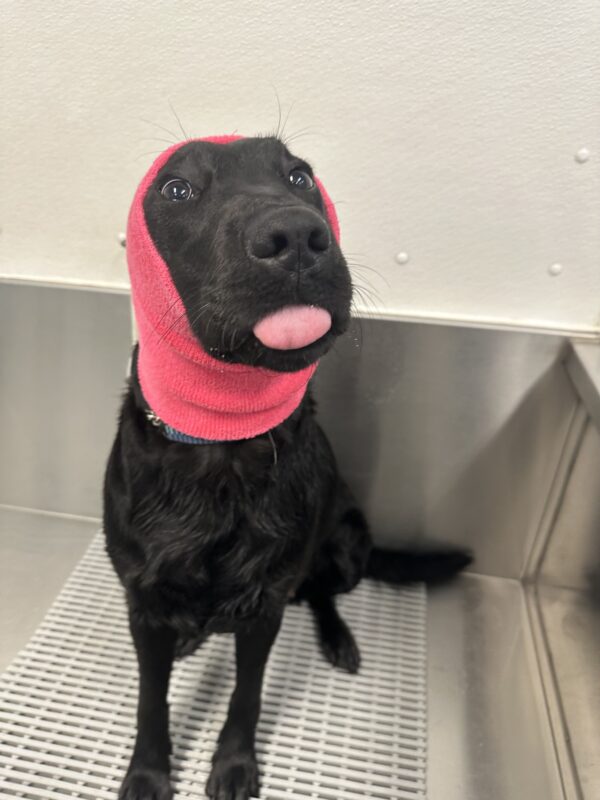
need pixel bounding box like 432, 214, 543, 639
320, 622, 361, 674
206, 750, 259, 799
119, 767, 173, 800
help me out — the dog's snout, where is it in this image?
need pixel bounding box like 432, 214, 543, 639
248, 210, 331, 270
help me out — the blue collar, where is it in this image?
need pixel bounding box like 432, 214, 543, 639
145, 409, 220, 445
162, 424, 218, 445
145, 409, 279, 463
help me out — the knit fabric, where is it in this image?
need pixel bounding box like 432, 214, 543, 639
127, 136, 340, 441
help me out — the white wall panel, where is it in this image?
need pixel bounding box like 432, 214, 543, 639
1, 0, 598, 333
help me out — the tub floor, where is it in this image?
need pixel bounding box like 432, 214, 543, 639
0, 506, 566, 799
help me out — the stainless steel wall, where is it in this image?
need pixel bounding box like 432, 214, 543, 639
0, 282, 131, 518
540, 418, 600, 592
0, 284, 580, 581
314, 319, 577, 578
534, 409, 600, 798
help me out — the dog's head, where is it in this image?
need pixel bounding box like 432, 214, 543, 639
139, 136, 352, 373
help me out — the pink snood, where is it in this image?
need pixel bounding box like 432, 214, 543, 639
126, 136, 340, 441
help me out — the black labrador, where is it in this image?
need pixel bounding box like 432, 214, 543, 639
103, 136, 470, 800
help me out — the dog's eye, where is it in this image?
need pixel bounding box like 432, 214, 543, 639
288, 169, 314, 190
160, 178, 194, 202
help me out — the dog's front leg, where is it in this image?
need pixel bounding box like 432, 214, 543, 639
206, 614, 282, 800
119, 615, 177, 800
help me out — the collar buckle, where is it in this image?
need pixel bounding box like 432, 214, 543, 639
145, 409, 163, 428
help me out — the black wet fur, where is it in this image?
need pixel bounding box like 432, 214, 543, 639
104, 136, 471, 800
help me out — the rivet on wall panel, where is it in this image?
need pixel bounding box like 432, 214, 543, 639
548, 263, 563, 277
117, 232, 127, 248
575, 148, 590, 164
395, 252, 409, 265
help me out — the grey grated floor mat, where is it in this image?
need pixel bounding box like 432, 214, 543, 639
0, 534, 427, 800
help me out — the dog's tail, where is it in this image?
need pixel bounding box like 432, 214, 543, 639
366, 545, 472, 586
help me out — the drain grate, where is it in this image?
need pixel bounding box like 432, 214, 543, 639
0, 534, 427, 799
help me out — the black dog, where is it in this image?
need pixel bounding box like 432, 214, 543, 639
104, 136, 470, 800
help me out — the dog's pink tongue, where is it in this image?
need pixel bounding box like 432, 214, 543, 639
253, 305, 332, 350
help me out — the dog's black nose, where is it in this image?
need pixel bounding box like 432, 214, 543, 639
247, 209, 331, 270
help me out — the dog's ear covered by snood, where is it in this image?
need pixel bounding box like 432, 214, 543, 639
126, 136, 340, 441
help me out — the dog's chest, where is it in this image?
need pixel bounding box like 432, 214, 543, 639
127, 459, 317, 631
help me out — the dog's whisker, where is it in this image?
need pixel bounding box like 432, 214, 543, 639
280, 100, 297, 141
202, 308, 217, 343
350, 275, 383, 302
356, 280, 383, 301
352, 283, 381, 311
157, 296, 216, 344
168, 99, 190, 140
347, 261, 391, 293
138, 136, 181, 146
133, 150, 169, 162
187, 303, 212, 328
282, 123, 316, 140
222, 312, 241, 354
283, 132, 322, 148
282, 127, 324, 147
273, 86, 283, 140
346, 258, 387, 277
138, 117, 180, 142
351, 280, 382, 317
183, 302, 218, 349
155, 296, 185, 329
349, 275, 387, 303
346, 260, 387, 276
352, 299, 379, 324
185, 304, 218, 345
156, 309, 188, 344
